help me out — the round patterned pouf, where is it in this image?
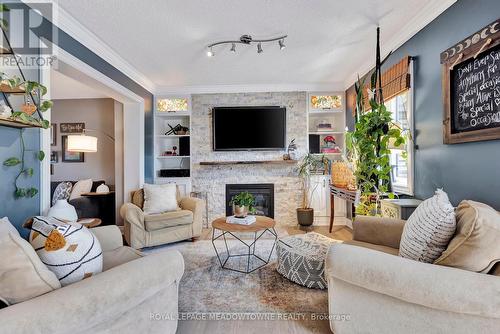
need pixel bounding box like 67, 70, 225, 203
276, 232, 337, 289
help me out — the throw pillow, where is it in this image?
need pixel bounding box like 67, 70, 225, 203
142, 183, 179, 214
69, 179, 92, 200
27, 216, 103, 286
434, 200, 500, 272
0, 216, 20, 237
0, 232, 61, 305
52, 181, 73, 206
399, 189, 456, 263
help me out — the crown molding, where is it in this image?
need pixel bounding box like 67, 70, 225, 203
29, 1, 156, 93
343, 0, 457, 89
156, 83, 344, 95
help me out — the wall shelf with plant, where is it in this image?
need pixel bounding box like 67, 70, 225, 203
0, 4, 51, 199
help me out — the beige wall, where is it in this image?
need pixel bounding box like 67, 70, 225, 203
51, 98, 115, 185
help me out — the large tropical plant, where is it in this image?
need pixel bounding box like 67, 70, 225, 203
346, 27, 405, 215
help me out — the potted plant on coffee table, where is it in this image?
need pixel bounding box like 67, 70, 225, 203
230, 191, 256, 218
296, 153, 330, 226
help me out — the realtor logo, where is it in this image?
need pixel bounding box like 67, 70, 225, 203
0, 1, 56, 68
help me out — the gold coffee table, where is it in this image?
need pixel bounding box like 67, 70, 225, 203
211, 216, 277, 274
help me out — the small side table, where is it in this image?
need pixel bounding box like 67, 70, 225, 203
211, 216, 277, 274
80, 191, 116, 225
381, 199, 422, 220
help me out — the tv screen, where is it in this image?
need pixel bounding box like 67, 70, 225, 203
213, 106, 286, 151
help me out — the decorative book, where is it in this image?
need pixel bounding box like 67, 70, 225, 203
226, 215, 257, 225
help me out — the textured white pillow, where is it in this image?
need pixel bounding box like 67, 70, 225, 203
69, 179, 92, 200
28, 216, 103, 286
399, 189, 456, 263
142, 183, 179, 214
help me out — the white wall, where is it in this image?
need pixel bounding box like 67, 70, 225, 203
51, 98, 115, 185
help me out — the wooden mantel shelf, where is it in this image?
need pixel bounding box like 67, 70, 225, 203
199, 160, 298, 166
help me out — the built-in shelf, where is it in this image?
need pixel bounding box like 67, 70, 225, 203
157, 155, 190, 159
309, 131, 344, 135
199, 160, 298, 166
155, 112, 191, 117
156, 134, 190, 138
0, 117, 43, 129
308, 110, 344, 115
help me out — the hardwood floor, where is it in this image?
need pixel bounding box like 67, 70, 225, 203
177, 223, 352, 334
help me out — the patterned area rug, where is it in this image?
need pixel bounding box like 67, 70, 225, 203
146, 238, 328, 314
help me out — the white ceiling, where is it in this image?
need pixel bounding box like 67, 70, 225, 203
50, 69, 109, 99
52, 0, 455, 93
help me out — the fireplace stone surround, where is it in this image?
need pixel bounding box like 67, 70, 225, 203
191, 91, 307, 226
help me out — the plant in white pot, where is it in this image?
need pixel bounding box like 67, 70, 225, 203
230, 192, 256, 218
296, 153, 330, 226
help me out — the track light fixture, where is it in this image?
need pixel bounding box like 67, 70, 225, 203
206, 34, 287, 57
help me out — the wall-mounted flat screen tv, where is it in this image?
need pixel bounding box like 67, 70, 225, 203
212, 106, 286, 151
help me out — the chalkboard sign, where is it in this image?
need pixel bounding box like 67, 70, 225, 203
441, 18, 500, 144
451, 44, 500, 133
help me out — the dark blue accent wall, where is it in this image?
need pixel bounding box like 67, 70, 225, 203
346, 0, 500, 208
0, 1, 153, 234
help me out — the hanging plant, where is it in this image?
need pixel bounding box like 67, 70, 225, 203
3, 129, 45, 198
345, 27, 405, 216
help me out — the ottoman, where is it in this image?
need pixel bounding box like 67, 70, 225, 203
276, 232, 337, 289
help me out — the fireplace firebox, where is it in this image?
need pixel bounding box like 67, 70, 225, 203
225, 184, 274, 218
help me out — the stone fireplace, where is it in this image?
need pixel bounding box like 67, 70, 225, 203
226, 184, 274, 218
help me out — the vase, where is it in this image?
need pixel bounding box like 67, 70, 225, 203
48, 200, 78, 222
233, 205, 249, 218
297, 208, 314, 226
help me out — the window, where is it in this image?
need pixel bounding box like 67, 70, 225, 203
385, 89, 414, 195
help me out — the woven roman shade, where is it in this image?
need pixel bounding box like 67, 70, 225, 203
362, 56, 411, 111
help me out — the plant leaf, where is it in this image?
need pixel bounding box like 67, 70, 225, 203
27, 188, 38, 198
15, 188, 26, 198
3, 157, 21, 166
37, 150, 45, 161
25, 168, 34, 176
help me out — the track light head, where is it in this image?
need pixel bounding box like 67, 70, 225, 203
230, 43, 236, 52
257, 42, 263, 53
279, 39, 285, 50
207, 47, 214, 57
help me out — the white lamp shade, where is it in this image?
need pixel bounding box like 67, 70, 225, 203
67, 135, 98, 152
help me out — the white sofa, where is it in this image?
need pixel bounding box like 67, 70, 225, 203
325, 216, 500, 334
0, 225, 184, 334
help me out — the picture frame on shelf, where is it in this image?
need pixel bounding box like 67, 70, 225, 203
62, 135, 84, 162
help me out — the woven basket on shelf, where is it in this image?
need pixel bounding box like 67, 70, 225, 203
331, 161, 356, 189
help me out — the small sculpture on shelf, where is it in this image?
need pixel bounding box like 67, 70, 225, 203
165, 124, 189, 136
